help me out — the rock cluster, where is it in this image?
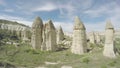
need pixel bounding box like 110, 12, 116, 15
31, 17, 57, 51
87, 32, 102, 44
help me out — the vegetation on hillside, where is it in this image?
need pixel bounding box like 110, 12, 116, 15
0, 19, 29, 27
0, 29, 20, 46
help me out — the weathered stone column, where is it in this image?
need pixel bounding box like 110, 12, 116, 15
45, 20, 57, 51
57, 26, 64, 44
41, 24, 46, 51
71, 16, 87, 55
22, 27, 31, 42
103, 20, 116, 58
31, 17, 43, 49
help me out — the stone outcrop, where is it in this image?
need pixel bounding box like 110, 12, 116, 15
71, 16, 87, 55
43, 20, 57, 51
95, 32, 101, 44
89, 32, 96, 44
103, 20, 116, 58
31, 17, 57, 51
31, 17, 43, 49
0, 20, 31, 42
57, 26, 64, 44
22, 27, 31, 42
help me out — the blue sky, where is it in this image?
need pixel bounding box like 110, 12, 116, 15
0, 0, 120, 32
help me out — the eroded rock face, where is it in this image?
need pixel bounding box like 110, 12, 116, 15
89, 32, 96, 44
0, 20, 31, 41
103, 20, 116, 58
71, 16, 87, 55
95, 33, 101, 44
31, 17, 43, 49
22, 27, 31, 42
57, 26, 64, 44
41, 20, 57, 51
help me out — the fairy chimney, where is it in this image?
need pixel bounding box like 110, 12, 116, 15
103, 20, 116, 58
71, 16, 87, 55
31, 17, 43, 49
57, 26, 64, 44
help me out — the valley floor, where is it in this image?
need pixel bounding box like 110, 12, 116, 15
0, 43, 120, 68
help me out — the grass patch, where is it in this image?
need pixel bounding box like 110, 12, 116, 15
0, 38, 120, 68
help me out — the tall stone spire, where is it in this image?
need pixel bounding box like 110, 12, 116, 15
103, 20, 116, 58
57, 26, 64, 44
31, 16, 43, 49
44, 20, 57, 51
74, 16, 85, 30
105, 20, 114, 29
71, 16, 87, 55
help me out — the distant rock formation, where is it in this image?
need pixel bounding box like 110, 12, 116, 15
71, 16, 87, 55
95, 32, 101, 44
31, 17, 43, 49
57, 26, 64, 44
89, 32, 96, 44
22, 27, 31, 42
0, 19, 31, 41
103, 20, 116, 58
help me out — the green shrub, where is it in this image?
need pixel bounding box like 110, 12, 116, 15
24, 49, 39, 54
108, 60, 116, 67
81, 57, 90, 64
101, 65, 107, 68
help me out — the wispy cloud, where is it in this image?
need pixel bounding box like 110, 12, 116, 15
0, 0, 120, 32
0, 0, 5, 5
58, 0, 93, 19
4, 9, 14, 12
54, 21, 73, 33
84, 1, 120, 18
32, 3, 57, 12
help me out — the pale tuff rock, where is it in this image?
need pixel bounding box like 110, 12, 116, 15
41, 25, 46, 51
95, 33, 101, 44
31, 17, 43, 49
57, 26, 64, 44
103, 20, 116, 58
71, 16, 87, 55
0, 23, 30, 40
22, 27, 31, 42
89, 32, 96, 44
44, 20, 57, 51
41, 20, 57, 51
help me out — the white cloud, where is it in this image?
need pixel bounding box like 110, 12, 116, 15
0, 0, 120, 32
32, 3, 57, 12
84, 1, 119, 18
58, 0, 93, 19
0, 0, 5, 5
4, 9, 14, 12
54, 21, 73, 33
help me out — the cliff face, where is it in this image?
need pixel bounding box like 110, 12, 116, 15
0, 19, 30, 31
0, 19, 31, 42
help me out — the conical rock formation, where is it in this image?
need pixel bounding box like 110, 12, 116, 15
71, 16, 87, 55
103, 20, 116, 58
